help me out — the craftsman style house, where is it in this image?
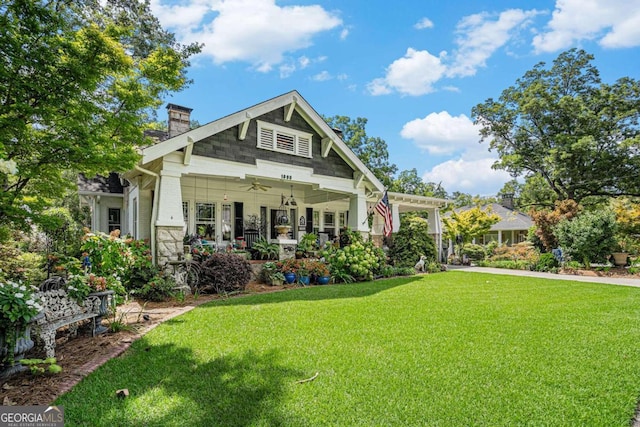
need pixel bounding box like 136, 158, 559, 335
79, 91, 448, 264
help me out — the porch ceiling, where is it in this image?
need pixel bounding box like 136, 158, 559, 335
184, 174, 351, 206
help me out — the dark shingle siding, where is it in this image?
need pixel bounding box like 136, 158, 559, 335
77, 173, 125, 194
192, 108, 353, 179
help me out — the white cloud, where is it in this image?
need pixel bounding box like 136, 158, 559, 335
298, 56, 311, 69
340, 28, 350, 40
447, 9, 540, 77
400, 111, 481, 155
415, 17, 434, 30
368, 9, 538, 95
367, 48, 447, 96
533, 0, 640, 52
423, 157, 511, 196
150, 0, 342, 71
311, 71, 332, 81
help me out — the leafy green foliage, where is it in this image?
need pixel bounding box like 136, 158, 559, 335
473, 49, 640, 203
388, 214, 438, 267
251, 238, 279, 260
19, 357, 62, 375
533, 253, 560, 272
461, 243, 486, 261
530, 199, 581, 250
441, 206, 500, 255
130, 272, 176, 302
554, 209, 618, 268
0, 0, 201, 227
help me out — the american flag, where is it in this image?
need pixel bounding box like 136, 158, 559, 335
375, 191, 393, 237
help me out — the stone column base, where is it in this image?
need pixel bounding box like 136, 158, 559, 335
156, 226, 184, 266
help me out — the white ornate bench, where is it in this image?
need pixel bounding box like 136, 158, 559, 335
34, 277, 112, 358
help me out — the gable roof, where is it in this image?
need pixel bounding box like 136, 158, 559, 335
77, 173, 126, 195
139, 90, 384, 192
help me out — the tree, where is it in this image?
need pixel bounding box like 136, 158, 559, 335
0, 0, 201, 227
388, 168, 447, 198
324, 115, 397, 188
473, 49, 640, 203
529, 199, 581, 251
441, 206, 500, 255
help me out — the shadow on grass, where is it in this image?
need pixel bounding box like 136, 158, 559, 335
191, 276, 422, 308
62, 340, 303, 426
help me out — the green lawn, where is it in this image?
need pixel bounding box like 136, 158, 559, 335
56, 272, 640, 426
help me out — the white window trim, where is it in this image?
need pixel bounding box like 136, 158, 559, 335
256, 120, 313, 158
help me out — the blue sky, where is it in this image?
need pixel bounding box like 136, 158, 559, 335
150, 0, 640, 196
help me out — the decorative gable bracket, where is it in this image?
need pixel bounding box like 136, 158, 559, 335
238, 112, 252, 141
353, 171, 365, 189
284, 96, 298, 122
321, 137, 333, 158
183, 136, 194, 165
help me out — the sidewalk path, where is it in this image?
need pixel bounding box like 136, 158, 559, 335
448, 265, 640, 288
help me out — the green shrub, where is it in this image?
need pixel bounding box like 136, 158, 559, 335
462, 244, 486, 261
554, 209, 617, 268
199, 253, 252, 294
322, 239, 385, 282
387, 214, 437, 267
533, 253, 559, 272
131, 272, 176, 302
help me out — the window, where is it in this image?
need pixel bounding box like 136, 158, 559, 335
196, 202, 215, 239
339, 211, 348, 229
324, 211, 335, 238
182, 202, 189, 223
222, 204, 232, 241
257, 120, 312, 158
108, 208, 121, 233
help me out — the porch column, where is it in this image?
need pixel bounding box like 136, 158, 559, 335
391, 204, 400, 234
348, 193, 369, 236
155, 170, 185, 265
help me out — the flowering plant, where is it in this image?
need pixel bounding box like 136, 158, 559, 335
276, 258, 299, 274
65, 273, 109, 304
0, 281, 43, 327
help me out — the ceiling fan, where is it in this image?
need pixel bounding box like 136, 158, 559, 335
245, 179, 272, 191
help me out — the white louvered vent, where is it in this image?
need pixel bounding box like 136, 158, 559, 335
298, 135, 311, 157
256, 120, 313, 158
259, 128, 274, 149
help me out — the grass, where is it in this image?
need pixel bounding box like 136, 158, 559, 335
56, 272, 640, 426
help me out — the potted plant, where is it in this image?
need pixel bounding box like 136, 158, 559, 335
309, 261, 331, 285
0, 280, 44, 378
260, 262, 285, 285
612, 235, 633, 266
296, 260, 310, 286
277, 258, 298, 284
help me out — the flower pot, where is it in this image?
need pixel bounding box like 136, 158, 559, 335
611, 252, 629, 267
316, 275, 331, 285
0, 312, 43, 379
284, 272, 296, 284
87, 290, 114, 335
298, 275, 310, 286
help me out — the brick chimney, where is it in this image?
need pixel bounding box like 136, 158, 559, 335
501, 193, 514, 210
167, 103, 193, 138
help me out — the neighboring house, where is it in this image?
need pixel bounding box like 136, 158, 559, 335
445, 194, 533, 251
79, 90, 448, 264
